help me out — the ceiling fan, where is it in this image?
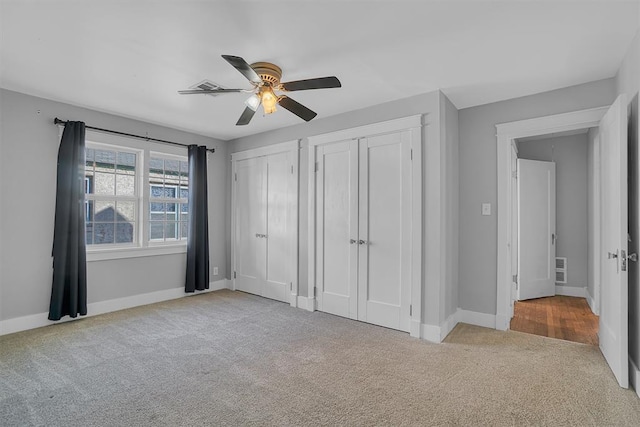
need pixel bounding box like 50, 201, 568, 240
179, 55, 342, 126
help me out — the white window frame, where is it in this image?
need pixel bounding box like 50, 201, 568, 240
74, 128, 188, 262
147, 151, 189, 245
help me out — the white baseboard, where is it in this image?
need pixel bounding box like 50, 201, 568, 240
0, 279, 230, 336
440, 311, 459, 341
555, 285, 587, 298
457, 309, 496, 329
422, 323, 441, 343
586, 288, 599, 315
495, 314, 510, 331
296, 296, 315, 312
410, 319, 421, 338
630, 356, 640, 400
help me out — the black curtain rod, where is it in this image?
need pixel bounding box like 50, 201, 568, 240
54, 118, 215, 153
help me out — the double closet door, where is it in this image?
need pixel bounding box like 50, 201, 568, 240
233, 149, 295, 304
315, 130, 413, 332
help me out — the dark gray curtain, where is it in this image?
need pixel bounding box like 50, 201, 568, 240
185, 145, 210, 292
49, 121, 87, 320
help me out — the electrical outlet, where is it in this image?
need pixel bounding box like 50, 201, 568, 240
213, 267, 219, 275
482, 203, 491, 216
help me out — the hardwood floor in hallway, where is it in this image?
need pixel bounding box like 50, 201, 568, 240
510, 295, 599, 345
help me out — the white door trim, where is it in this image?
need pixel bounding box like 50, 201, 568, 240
307, 116, 422, 337
231, 140, 300, 306
496, 106, 608, 330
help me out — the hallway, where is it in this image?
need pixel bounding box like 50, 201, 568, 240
510, 295, 599, 345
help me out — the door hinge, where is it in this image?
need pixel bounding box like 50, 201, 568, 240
315, 161, 319, 172
290, 282, 293, 291
234, 172, 237, 181
234, 271, 237, 279
512, 170, 517, 179
314, 287, 318, 297
513, 274, 518, 289
410, 149, 413, 160
291, 165, 294, 174
410, 304, 412, 316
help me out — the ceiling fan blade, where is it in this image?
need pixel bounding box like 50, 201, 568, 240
236, 106, 257, 126
278, 96, 317, 122
222, 55, 262, 84
280, 76, 341, 91
178, 88, 246, 95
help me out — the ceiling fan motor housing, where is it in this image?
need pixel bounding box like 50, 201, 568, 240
250, 62, 282, 87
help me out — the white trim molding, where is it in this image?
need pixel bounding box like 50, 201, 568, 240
587, 288, 599, 315
0, 279, 231, 336
555, 285, 587, 298
307, 115, 422, 146
296, 296, 315, 312
496, 106, 608, 330
422, 323, 441, 343
630, 357, 640, 399
230, 140, 300, 161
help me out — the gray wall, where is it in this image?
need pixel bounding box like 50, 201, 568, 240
518, 133, 589, 289
228, 90, 458, 327
616, 29, 640, 374
458, 78, 616, 315
0, 89, 228, 321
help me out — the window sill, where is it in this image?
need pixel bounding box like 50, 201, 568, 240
86, 245, 187, 262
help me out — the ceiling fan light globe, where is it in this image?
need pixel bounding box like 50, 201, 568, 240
261, 88, 278, 115
244, 94, 261, 111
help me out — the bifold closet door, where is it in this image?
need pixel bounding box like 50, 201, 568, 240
235, 157, 267, 296
358, 132, 411, 331
315, 140, 359, 319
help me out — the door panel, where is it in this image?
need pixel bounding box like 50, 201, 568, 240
599, 94, 628, 388
517, 159, 556, 301
316, 141, 358, 318
235, 157, 266, 296
264, 152, 290, 302
358, 132, 411, 331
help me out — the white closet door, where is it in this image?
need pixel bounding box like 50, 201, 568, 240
263, 151, 291, 303
358, 131, 411, 331
316, 140, 359, 318
235, 157, 267, 296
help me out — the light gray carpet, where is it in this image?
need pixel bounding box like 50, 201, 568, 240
1, 289, 639, 426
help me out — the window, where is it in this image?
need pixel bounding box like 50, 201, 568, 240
84, 141, 189, 252
85, 146, 139, 246
149, 155, 189, 242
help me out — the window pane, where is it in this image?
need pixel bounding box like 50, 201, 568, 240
165, 222, 177, 239
95, 150, 116, 171
94, 223, 114, 244
180, 161, 189, 180
180, 202, 188, 213
180, 221, 188, 239
85, 223, 93, 245
95, 201, 115, 221
150, 222, 164, 240
116, 152, 136, 174
164, 186, 177, 198
116, 201, 135, 222
85, 148, 95, 167
85, 200, 94, 222
150, 201, 164, 212
150, 185, 164, 198
94, 172, 115, 195
180, 187, 189, 199
150, 212, 165, 221
165, 160, 179, 177
115, 223, 134, 244
116, 174, 135, 196
85, 174, 94, 194
180, 212, 188, 222
149, 158, 164, 178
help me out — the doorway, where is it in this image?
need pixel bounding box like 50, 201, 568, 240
510, 130, 599, 345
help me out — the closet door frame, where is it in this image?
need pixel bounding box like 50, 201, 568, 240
231, 140, 300, 307
307, 115, 423, 338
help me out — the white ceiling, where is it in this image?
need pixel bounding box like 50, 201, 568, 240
1, 0, 638, 141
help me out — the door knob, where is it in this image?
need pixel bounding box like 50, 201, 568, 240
359, 240, 367, 245
608, 251, 618, 259
628, 253, 638, 262
350, 239, 357, 244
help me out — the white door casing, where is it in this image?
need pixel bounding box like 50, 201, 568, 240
496, 106, 608, 331
510, 142, 519, 315
517, 159, 556, 301
231, 141, 299, 306
598, 94, 628, 389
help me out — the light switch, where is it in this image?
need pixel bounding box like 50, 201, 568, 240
482, 203, 491, 216
213, 266, 219, 275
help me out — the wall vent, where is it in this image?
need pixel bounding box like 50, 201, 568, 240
555, 257, 567, 283
189, 80, 226, 97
